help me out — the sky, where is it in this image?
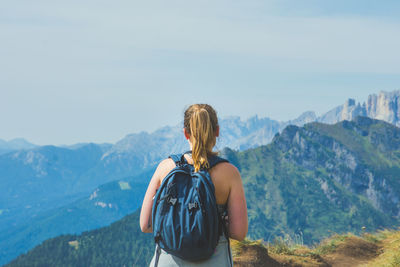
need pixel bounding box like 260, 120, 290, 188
1, 0, 400, 145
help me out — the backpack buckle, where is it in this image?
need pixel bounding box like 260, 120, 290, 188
168, 197, 177, 205
188, 202, 198, 211
155, 232, 162, 243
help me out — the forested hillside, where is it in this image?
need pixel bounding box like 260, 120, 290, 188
5, 210, 154, 267
225, 116, 400, 243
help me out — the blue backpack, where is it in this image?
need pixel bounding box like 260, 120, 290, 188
151, 152, 229, 265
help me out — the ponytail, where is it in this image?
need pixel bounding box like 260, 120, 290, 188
184, 104, 218, 172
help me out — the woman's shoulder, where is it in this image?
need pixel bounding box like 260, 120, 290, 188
210, 160, 241, 181
212, 158, 239, 172
153, 158, 176, 183
158, 157, 176, 169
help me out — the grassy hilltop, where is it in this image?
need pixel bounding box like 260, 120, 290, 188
232, 229, 400, 267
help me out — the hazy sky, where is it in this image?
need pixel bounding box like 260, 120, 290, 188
1, 0, 400, 145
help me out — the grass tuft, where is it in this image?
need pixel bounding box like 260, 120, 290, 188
313, 233, 350, 255
231, 238, 265, 257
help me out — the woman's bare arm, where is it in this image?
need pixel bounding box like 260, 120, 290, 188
139, 158, 175, 233
226, 165, 248, 241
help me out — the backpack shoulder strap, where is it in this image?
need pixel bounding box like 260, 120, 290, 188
208, 155, 229, 169
169, 153, 187, 166
169, 152, 228, 168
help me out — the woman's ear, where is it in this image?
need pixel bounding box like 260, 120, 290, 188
215, 126, 220, 137
183, 128, 190, 140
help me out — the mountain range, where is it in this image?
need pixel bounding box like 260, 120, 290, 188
2, 89, 400, 265
6, 116, 400, 266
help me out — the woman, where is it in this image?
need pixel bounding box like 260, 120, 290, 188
140, 104, 248, 266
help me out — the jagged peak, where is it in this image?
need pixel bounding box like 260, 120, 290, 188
344, 98, 356, 106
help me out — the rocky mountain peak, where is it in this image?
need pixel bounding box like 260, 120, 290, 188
320, 90, 400, 127
365, 90, 400, 126
341, 98, 365, 121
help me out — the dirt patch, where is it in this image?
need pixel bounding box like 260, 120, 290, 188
232, 235, 383, 267
323, 236, 381, 267
233, 243, 282, 267
271, 253, 330, 267
233, 242, 329, 267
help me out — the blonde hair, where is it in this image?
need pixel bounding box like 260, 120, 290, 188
184, 104, 218, 172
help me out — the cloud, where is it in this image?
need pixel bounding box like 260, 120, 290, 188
1, 1, 400, 144
2, 0, 400, 78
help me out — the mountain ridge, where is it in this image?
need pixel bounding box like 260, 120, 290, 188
0, 138, 37, 155
221, 116, 400, 243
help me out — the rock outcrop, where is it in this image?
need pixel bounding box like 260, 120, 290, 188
319, 90, 400, 126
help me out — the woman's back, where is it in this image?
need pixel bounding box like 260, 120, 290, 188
140, 104, 247, 266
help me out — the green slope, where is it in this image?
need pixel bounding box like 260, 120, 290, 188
5, 210, 154, 267
226, 116, 400, 243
